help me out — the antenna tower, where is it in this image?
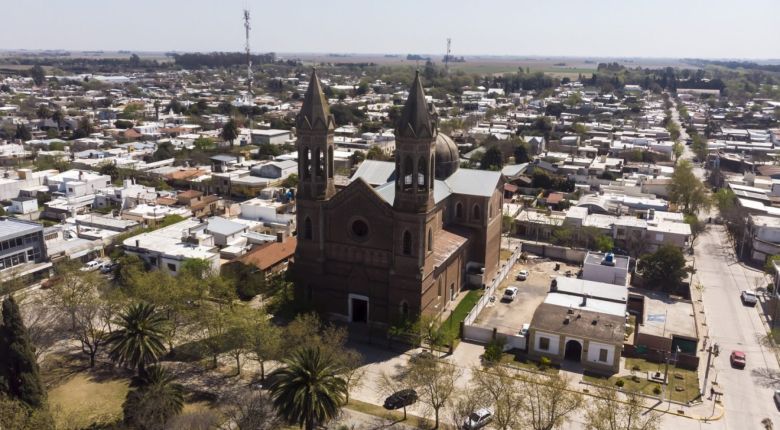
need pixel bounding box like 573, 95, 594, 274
444, 38, 452, 73
244, 8, 253, 129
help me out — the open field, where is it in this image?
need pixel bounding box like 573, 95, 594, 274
49, 373, 130, 428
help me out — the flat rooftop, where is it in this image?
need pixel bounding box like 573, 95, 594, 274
544, 292, 627, 317
0, 217, 42, 238
553, 276, 628, 303
638, 289, 698, 340
584, 252, 630, 270
532, 302, 626, 344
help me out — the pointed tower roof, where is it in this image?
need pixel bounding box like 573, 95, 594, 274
296, 69, 334, 131
396, 71, 434, 139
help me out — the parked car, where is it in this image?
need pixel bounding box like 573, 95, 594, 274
502, 286, 519, 302
463, 407, 493, 429
80, 260, 102, 272
516, 270, 529, 281
383, 389, 418, 410
730, 350, 746, 369
100, 262, 118, 274
741, 290, 758, 306
519, 323, 530, 337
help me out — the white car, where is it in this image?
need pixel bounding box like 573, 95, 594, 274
502, 286, 519, 302
463, 407, 493, 429
741, 290, 758, 306
516, 270, 529, 281
80, 260, 102, 272
520, 323, 530, 337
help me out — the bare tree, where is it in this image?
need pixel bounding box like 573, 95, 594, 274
471, 366, 525, 430
519, 373, 583, 430
220, 388, 281, 430
584, 387, 661, 430
17, 291, 66, 361
401, 356, 461, 428
447, 383, 484, 430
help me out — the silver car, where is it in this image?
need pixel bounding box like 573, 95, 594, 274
463, 407, 493, 429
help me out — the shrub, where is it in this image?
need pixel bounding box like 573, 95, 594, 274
632, 364, 641, 371
653, 385, 662, 395
483, 337, 506, 365
615, 379, 625, 388
539, 356, 552, 370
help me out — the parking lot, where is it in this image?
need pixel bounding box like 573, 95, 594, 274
474, 257, 581, 335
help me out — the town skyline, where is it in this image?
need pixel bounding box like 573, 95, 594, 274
3, 0, 780, 59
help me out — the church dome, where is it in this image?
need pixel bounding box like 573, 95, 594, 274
434, 133, 459, 180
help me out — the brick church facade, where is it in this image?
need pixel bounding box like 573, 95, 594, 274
292, 70, 503, 327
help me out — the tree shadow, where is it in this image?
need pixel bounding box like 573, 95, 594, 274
751, 367, 780, 389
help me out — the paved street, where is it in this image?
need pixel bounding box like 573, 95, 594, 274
691, 226, 778, 428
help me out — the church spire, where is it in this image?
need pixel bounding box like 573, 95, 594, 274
396, 71, 434, 139
296, 69, 334, 131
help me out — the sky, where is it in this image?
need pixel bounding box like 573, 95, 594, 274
2, 0, 779, 59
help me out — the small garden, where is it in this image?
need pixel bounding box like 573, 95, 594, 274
583, 357, 700, 403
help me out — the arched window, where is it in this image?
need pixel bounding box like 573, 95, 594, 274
303, 217, 312, 240
402, 230, 412, 255
403, 156, 413, 190
427, 227, 433, 252
302, 147, 311, 179
313, 148, 322, 178
417, 156, 426, 190
400, 301, 409, 319
328, 147, 334, 178
473, 204, 481, 221
455, 202, 463, 219
437, 279, 442, 297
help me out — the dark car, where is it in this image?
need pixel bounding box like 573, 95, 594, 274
383, 389, 418, 410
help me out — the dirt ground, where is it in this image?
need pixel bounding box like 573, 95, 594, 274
474, 257, 581, 335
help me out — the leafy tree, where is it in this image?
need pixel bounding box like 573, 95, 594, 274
349, 150, 365, 165
584, 386, 660, 430
106, 303, 168, 376
152, 141, 176, 161
29, 65, 45, 86
691, 133, 708, 161
280, 173, 299, 189
51, 109, 64, 130
193, 136, 215, 150
248, 310, 282, 381
15, 124, 31, 141
595, 235, 614, 252
367, 146, 388, 161
123, 366, 184, 430
684, 214, 705, 247
0, 396, 54, 430
221, 118, 239, 147
266, 346, 348, 430
0, 297, 47, 408
514, 140, 531, 163
481, 146, 504, 170
35, 105, 51, 122
519, 373, 583, 430
637, 245, 692, 293
72, 116, 94, 139
668, 160, 709, 214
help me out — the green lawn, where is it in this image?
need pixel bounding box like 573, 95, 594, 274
440, 289, 482, 342
583, 358, 700, 403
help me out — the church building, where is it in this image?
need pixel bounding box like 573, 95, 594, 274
292, 70, 503, 327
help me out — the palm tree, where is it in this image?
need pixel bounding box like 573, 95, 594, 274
266, 346, 348, 430
123, 365, 184, 430
51, 109, 64, 130
106, 303, 167, 376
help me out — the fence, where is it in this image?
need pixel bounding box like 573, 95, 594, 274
463, 244, 523, 326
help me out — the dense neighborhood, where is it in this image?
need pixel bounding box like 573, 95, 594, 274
1, 20, 780, 430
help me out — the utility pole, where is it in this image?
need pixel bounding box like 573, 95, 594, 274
243, 8, 253, 132
701, 343, 719, 396
444, 38, 452, 74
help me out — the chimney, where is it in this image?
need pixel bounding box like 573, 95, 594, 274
135, 239, 139, 247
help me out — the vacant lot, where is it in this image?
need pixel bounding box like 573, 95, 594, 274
49, 373, 130, 428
